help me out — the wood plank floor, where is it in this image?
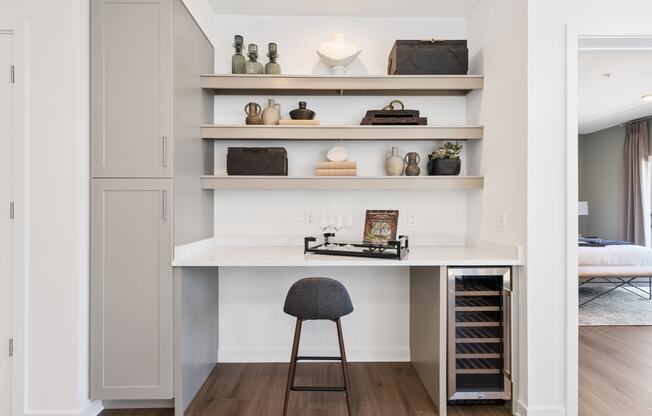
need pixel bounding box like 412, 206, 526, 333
100, 362, 509, 416
579, 326, 652, 416
101, 326, 652, 416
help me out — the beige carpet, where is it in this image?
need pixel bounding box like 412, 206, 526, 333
579, 284, 652, 326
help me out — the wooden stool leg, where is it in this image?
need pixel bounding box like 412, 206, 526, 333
283, 318, 303, 416
336, 318, 353, 416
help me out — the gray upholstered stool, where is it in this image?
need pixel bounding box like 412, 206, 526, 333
282, 277, 354, 416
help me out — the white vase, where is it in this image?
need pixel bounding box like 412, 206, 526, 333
262, 98, 281, 125
385, 146, 404, 176
317, 33, 361, 75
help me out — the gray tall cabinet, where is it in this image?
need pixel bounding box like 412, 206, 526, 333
90, 0, 214, 401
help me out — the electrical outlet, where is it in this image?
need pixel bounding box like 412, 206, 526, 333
304, 210, 314, 226
497, 212, 507, 232
408, 212, 417, 227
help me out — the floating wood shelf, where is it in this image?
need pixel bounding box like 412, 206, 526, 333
201, 125, 484, 141
201, 175, 484, 191
201, 74, 484, 96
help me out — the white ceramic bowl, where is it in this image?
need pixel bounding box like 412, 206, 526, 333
317, 33, 361, 74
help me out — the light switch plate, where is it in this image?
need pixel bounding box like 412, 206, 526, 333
408, 212, 417, 227
305, 210, 314, 226
497, 212, 507, 232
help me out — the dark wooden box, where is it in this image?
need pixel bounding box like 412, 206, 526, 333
360, 101, 427, 125
388, 40, 468, 75
227, 147, 288, 176
360, 109, 427, 125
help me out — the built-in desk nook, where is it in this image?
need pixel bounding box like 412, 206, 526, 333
89, 1, 527, 415
172, 241, 522, 416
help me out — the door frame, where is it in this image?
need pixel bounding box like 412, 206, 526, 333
566, 22, 652, 416
0, 20, 28, 416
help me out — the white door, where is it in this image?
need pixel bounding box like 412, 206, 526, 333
0, 32, 14, 416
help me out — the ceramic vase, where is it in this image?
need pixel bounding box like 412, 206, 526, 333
262, 99, 281, 125
385, 146, 404, 176
244, 102, 262, 125
404, 152, 421, 176
317, 33, 361, 75
245, 44, 264, 74
289, 101, 316, 120
265, 42, 281, 74
231, 35, 246, 74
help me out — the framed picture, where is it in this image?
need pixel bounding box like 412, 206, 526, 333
363, 210, 399, 244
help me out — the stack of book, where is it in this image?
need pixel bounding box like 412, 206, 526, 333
278, 119, 320, 126
315, 161, 357, 176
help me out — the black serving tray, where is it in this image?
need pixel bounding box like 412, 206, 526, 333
304, 234, 409, 260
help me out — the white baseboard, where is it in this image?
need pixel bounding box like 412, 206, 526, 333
25, 401, 103, 416
515, 400, 528, 416
218, 347, 410, 363
102, 399, 174, 409
80, 402, 103, 416
515, 402, 566, 416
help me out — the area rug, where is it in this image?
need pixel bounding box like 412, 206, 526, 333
579, 285, 652, 326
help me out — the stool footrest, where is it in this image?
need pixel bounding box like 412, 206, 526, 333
291, 386, 346, 392
296, 356, 342, 361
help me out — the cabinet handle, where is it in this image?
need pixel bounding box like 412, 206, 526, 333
162, 190, 168, 221
162, 136, 168, 168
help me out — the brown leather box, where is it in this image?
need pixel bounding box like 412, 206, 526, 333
388, 40, 468, 75
227, 147, 288, 176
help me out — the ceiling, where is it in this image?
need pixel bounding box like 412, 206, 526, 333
579, 49, 652, 134
206, 0, 480, 17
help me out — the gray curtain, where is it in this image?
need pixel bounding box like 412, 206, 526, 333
624, 120, 650, 245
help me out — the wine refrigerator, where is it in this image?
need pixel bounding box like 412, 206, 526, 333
447, 267, 512, 402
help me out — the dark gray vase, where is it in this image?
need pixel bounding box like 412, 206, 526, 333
428, 158, 461, 175
289, 101, 316, 120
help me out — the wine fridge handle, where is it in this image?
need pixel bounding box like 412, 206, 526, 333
503, 288, 512, 381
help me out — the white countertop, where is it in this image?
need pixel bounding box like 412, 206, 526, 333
172, 240, 523, 267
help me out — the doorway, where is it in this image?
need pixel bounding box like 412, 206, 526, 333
567, 31, 652, 416
0, 30, 15, 416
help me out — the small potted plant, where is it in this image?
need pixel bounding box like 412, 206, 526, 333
427, 142, 463, 175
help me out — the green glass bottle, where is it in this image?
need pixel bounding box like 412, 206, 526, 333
231, 35, 246, 74
265, 42, 281, 75
245, 44, 264, 74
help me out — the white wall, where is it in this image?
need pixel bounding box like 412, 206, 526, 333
219, 267, 410, 362
210, 15, 472, 361
0, 0, 91, 415
577, 0, 652, 21
527, 2, 652, 416
0, 0, 216, 415
465, 1, 528, 412
466, 0, 527, 247
527, 1, 579, 415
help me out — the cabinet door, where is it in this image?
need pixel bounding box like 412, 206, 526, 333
91, 179, 173, 400
91, 0, 173, 178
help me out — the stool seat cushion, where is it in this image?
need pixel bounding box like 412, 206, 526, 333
284, 277, 353, 320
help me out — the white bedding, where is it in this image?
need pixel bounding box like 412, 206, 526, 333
578, 244, 652, 267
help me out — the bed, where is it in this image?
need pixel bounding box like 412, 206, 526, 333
578, 242, 652, 306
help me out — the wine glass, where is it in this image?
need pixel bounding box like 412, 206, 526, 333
319, 215, 330, 248
326, 215, 338, 249
344, 215, 354, 250
335, 215, 344, 233
320, 215, 329, 233
344, 215, 353, 232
